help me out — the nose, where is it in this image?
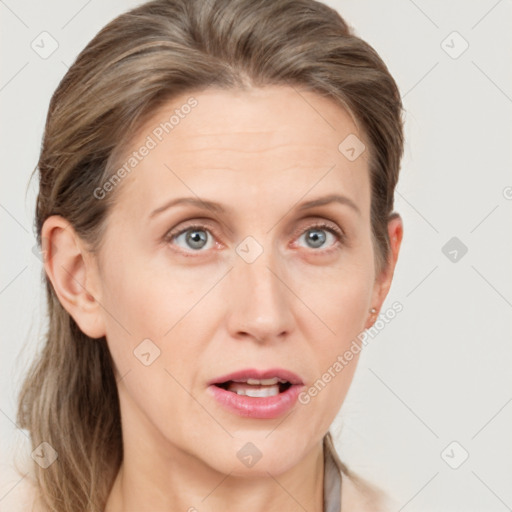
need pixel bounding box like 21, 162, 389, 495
225, 244, 295, 344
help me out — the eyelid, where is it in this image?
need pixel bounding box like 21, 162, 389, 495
290, 218, 344, 239
163, 219, 220, 244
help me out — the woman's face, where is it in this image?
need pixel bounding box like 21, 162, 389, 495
76, 85, 399, 476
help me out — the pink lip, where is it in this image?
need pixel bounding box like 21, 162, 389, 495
208, 367, 304, 386
207, 367, 305, 419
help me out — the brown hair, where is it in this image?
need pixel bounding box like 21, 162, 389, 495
17, 0, 404, 510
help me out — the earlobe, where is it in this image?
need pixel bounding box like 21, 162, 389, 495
41, 215, 106, 339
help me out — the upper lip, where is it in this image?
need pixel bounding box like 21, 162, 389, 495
209, 368, 304, 386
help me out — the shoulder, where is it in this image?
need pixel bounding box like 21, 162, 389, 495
340, 469, 396, 512
0, 468, 39, 512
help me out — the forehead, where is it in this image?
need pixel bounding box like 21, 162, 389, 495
142, 85, 363, 154
109, 85, 370, 218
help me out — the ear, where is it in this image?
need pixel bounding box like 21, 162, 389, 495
364, 213, 403, 329
40, 215, 107, 339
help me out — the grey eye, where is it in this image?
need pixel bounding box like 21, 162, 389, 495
304, 228, 326, 248
175, 228, 211, 250
298, 227, 338, 249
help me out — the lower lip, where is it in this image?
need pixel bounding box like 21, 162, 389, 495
207, 384, 304, 419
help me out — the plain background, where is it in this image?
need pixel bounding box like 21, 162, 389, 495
1, 1, 511, 510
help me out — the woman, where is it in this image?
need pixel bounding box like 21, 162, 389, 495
13, 0, 405, 510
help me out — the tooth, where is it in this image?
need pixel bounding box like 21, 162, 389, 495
229, 382, 282, 397
246, 377, 280, 385
261, 378, 280, 385
243, 385, 280, 397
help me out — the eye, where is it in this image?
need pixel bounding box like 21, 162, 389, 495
294, 222, 344, 252
165, 224, 217, 253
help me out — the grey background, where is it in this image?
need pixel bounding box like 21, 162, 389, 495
1, 1, 511, 510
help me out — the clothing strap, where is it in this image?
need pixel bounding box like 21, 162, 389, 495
323, 441, 342, 512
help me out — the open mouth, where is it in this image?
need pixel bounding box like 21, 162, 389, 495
214, 377, 293, 397
208, 371, 304, 418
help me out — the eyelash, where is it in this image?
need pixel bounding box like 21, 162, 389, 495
163, 220, 345, 257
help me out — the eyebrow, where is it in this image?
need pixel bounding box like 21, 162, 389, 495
149, 193, 361, 219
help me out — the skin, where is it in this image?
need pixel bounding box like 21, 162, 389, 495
42, 85, 402, 512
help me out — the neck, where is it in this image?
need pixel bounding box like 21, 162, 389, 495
106, 444, 325, 512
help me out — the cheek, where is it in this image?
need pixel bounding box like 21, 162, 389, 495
97, 240, 179, 336
295, 250, 374, 404
98, 247, 219, 379
312, 285, 370, 381
96, 258, 207, 435
295, 252, 374, 338
94, 251, 171, 384
296, 270, 372, 424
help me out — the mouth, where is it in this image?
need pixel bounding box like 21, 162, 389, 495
214, 377, 293, 397
207, 368, 304, 419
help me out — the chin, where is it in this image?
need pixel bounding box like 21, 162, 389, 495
201, 432, 313, 478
